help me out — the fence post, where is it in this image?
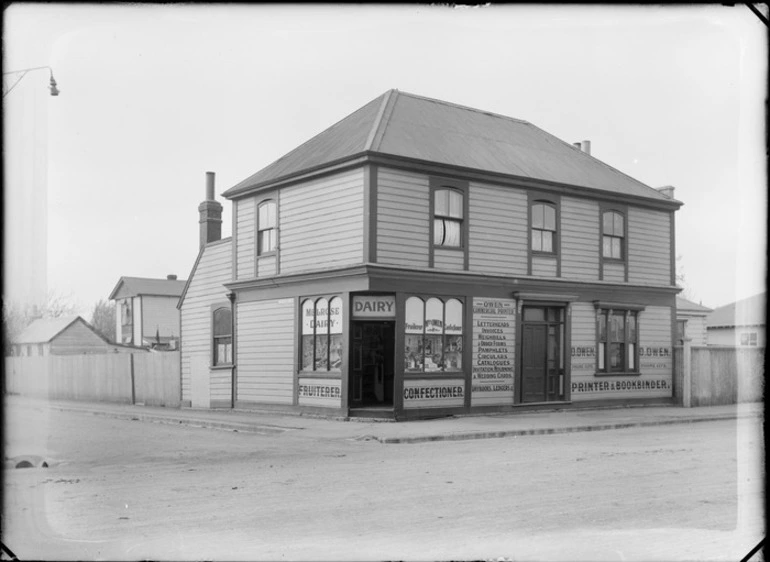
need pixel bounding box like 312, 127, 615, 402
130, 353, 136, 405
683, 338, 692, 408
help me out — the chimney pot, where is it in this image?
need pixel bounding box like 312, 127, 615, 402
581, 140, 591, 155
656, 185, 675, 199
199, 172, 223, 249
573, 142, 582, 149
167, 274, 177, 280
206, 171, 216, 201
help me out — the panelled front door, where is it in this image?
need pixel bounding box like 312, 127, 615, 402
520, 306, 565, 403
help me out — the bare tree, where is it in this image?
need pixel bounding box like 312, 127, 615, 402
90, 299, 116, 342
675, 254, 693, 301
1, 291, 79, 355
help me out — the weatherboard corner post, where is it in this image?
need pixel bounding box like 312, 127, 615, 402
227, 291, 237, 409
199, 171, 222, 249
682, 337, 692, 408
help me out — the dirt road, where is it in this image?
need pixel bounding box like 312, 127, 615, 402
2, 401, 764, 561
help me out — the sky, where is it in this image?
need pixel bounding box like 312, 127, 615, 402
3, 3, 767, 317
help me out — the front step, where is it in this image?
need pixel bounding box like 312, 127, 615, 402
348, 407, 395, 420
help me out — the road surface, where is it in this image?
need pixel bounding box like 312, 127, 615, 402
2, 400, 764, 561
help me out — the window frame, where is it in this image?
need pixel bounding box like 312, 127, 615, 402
429, 177, 469, 271
300, 295, 344, 373
211, 305, 233, 368
594, 303, 644, 375
404, 295, 465, 374
256, 199, 277, 257
599, 203, 629, 282
526, 192, 561, 277
530, 201, 558, 255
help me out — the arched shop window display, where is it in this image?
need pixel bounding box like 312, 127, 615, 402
404, 297, 463, 372
301, 297, 343, 371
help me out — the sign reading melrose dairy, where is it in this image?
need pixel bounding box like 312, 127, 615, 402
471, 298, 516, 406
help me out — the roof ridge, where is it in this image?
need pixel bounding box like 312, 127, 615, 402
365, 89, 398, 152
396, 90, 531, 126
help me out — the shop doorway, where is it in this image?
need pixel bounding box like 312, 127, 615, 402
520, 306, 565, 403
350, 321, 395, 408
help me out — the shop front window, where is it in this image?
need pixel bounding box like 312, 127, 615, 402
597, 308, 638, 373
301, 296, 343, 371
404, 296, 463, 373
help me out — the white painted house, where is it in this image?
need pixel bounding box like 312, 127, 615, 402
109, 276, 186, 350
707, 293, 766, 347
675, 296, 712, 346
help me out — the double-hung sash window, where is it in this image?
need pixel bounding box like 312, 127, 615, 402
404, 296, 464, 372
597, 309, 638, 373
212, 307, 233, 366
602, 211, 625, 259
301, 297, 343, 371
433, 189, 463, 247
257, 200, 277, 255
531, 202, 557, 253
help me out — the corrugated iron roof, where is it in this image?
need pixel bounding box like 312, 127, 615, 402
707, 293, 766, 328
224, 89, 676, 203
676, 296, 713, 314
14, 316, 82, 344
109, 276, 188, 300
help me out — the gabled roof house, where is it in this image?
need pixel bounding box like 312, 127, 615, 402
707, 293, 766, 347
179, 89, 683, 419
109, 275, 186, 349
11, 315, 138, 356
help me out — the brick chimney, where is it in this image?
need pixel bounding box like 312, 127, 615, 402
167, 274, 177, 280
199, 171, 222, 249
656, 185, 675, 199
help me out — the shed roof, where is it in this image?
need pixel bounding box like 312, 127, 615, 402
676, 296, 713, 315
15, 316, 83, 344
706, 293, 766, 329
109, 276, 187, 300
224, 89, 678, 204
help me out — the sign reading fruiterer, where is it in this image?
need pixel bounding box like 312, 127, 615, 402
351, 295, 396, 319
297, 378, 342, 408
471, 298, 516, 406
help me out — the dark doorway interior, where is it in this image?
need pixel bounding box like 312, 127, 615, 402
350, 321, 395, 408
520, 306, 565, 403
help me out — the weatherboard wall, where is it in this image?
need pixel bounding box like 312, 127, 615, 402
180, 240, 232, 405
140, 295, 181, 340
235, 298, 295, 405
627, 208, 671, 286
279, 169, 364, 275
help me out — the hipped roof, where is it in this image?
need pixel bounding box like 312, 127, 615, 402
707, 293, 767, 329
224, 89, 679, 204
676, 296, 713, 315
109, 276, 187, 300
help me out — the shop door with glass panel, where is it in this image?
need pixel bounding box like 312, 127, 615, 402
520, 306, 565, 403
350, 321, 395, 407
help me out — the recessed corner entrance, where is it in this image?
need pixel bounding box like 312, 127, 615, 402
350, 321, 395, 408
520, 306, 566, 403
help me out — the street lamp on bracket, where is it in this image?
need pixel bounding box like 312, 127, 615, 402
3, 65, 60, 98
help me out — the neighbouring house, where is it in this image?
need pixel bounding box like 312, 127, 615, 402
109, 275, 186, 350
675, 296, 712, 346
707, 293, 766, 347
179, 89, 682, 419
10, 316, 140, 356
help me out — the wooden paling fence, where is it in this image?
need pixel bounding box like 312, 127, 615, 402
3, 352, 180, 407
675, 343, 765, 407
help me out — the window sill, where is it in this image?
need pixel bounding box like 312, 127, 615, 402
257, 252, 277, 259
594, 371, 641, 377
405, 370, 464, 376
602, 257, 626, 264
432, 245, 464, 251
531, 251, 558, 257
298, 370, 342, 377
211, 364, 234, 370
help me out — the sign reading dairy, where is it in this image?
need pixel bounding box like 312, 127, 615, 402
352, 295, 396, 319
471, 298, 516, 406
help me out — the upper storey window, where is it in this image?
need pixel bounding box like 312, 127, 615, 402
602, 211, 625, 260
433, 188, 464, 248
531, 202, 557, 253
257, 200, 277, 255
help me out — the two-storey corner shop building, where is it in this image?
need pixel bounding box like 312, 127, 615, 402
178, 89, 683, 420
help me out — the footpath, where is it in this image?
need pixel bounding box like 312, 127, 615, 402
6, 395, 764, 444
